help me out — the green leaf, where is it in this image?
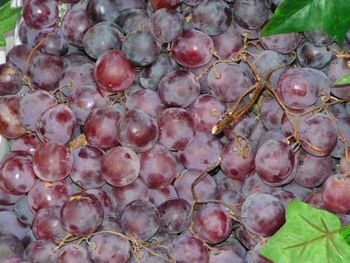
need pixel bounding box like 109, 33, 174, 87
261, 0, 350, 44
260, 199, 350, 263
0, 0, 8, 8
0, 5, 21, 33
335, 74, 350, 86
0, 33, 5, 46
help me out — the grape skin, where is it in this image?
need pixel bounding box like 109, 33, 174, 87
323, 175, 350, 213
150, 8, 182, 43
171, 29, 214, 68
23, 0, 58, 30
101, 146, 140, 187
241, 193, 285, 236
171, 235, 209, 263
0, 63, 22, 96
121, 200, 160, 241
94, 49, 135, 93
27, 180, 72, 213
60, 192, 104, 237
260, 33, 302, 54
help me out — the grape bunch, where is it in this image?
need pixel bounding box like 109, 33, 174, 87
1, 0, 350, 262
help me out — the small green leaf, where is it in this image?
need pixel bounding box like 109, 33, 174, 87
0, 8, 21, 34
0, 2, 21, 21
0, 0, 8, 8
0, 34, 5, 46
261, 0, 350, 44
260, 199, 350, 263
335, 74, 350, 86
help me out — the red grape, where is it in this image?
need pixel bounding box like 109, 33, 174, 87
94, 49, 135, 93
171, 29, 214, 68
0, 96, 26, 139
101, 146, 140, 187
23, 0, 58, 29
0, 63, 21, 96
33, 142, 73, 182
60, 192, 104, 236
171, 235, 209, 263
323, 174, 350, 213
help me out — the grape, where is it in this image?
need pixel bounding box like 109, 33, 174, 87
157, 108, 196, 151
294, 149, 333, 188
297, 41, 332, 69
150, 8, 182, 43
132, 246, 170, 263
19, 90, 57, 131
233, 0, 270, 30
212, 26, 243, 59
282, 181, 312, 201
158, 70, 200, 108
61, 192, 104, 236
255, 140, 295, 186
260, 96, 284, 130
276, 68, 320, 110
94, 49, 135, 93
33, 142, 73, 182
59, 63, 96, 97
84, 105, 123, 149
14, 196, 35, 225
340, 150, 350, 175
116, 109, 159, 153
0, 96, 26, 139
111, 177, 149, 211
34, 28, 69, 57
271, 189, 295, 209
83, 22, 123, 59
193, 203, 232, 244
70, 146, 105, 189
139, 53, 177, 90
208, 63, 254, 103
18, 20, 40, 47
6, 44, 37, 74
158, 198, 191, 234
260, 33, 302, 53
32, 206, 67, 241
99, 213, 123, 231
86, 0, 119, 23
150, 0, 181, 10
36, 104, 76, 144
0, 63, 21, 96
304, 30, 333, 47
126, 89, 165, 118
0, 234, 24, 258
28, 53, 64, 91
27, 180, 72, 213
327, 58, 350, 100
115, 0, 146, 11
24, 241, 58, 263
214, 169, 244, 194
245, 242, 272, 263
219, 188, 244, 214
57, 244, 92, 263
171, 235, 209, 263
121, 200, 160, 241
179, 132, 222, 171
241, 193, 285, 236
221, 138, 255, 181
61, 9, 93, 47
209, 245, 244, 263
122, 31, 161, 66
88, 233, 131, 263
85, 189, 113, 217
0, 155, 36, 195
23, 0, 58, 29
0, 187, 23, 206
139, 144, 176, 189
323, 175, 350, 213
298, 113, 338, 156
67, 86, 108, 125
304, 189, 328, 210
171, 29, 214, 68
149, 186, 178, 206
183, 0, 201, 5
115, 9, 150, 34
174, 169, 217, 204
0, 211, 30, 240
252, 50, 291, 80
193, 0, 232, 35
189, 94, 226, 133
101, 146, 140, 187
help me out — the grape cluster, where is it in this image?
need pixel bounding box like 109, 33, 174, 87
1, 0, 350, 262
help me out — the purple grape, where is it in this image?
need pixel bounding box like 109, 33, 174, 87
23, 0, 58, 29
